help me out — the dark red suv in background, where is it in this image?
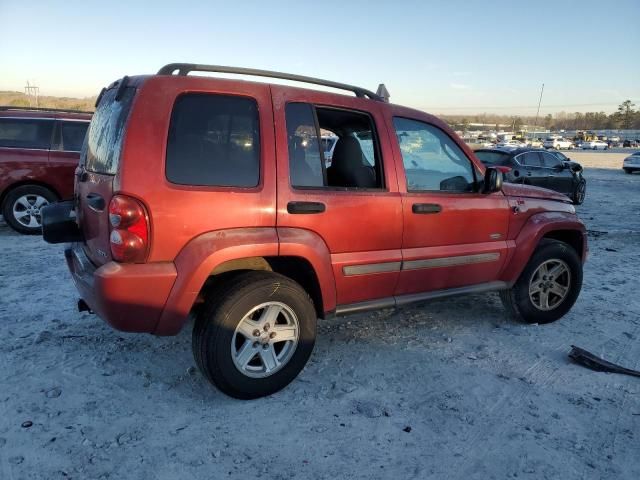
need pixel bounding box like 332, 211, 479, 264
0, 107, 91, 234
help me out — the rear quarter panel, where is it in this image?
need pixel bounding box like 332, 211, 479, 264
117, 76, 277, 262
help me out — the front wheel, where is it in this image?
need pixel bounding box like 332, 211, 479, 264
192, 271, 317, 399
572, 179, 586, 205
624, 168, 632, 174
500, 239, 582, 324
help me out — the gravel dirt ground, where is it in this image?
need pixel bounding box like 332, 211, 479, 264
0, 151, 638, 480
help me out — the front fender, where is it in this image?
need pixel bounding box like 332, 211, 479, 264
154, 228, 279, 335
500, 211, 587, 284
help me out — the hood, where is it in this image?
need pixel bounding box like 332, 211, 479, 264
502, 183, 571, 203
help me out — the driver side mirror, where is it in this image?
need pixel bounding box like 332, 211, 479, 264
483, 167, 503, 193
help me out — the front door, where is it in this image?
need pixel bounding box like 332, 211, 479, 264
540, 150, 574, 195
272, 86, 403, 306
388, 115, 511, 296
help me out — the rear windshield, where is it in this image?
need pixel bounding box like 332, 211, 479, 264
83, 86, 136, 175
474, 150, 510, 165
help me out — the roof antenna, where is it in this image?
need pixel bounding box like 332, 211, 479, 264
376, 84, 390, 102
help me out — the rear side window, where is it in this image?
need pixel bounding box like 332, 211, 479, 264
56, 121, 89, 152
0, 119, 53, 149
166, 94, 260, 187
84, 87, 135, 174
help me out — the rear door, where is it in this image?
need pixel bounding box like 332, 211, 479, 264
272, 86, 403, 306
540, 151, 573, 194
76, 85, 136, 266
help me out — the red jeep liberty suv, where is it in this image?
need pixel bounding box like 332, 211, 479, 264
43, 64, 587, 399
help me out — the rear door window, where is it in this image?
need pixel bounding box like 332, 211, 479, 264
0, 118, 54, 149
84, 87, 136, 174
54, 121, 89, 152
166, 94, 260, 187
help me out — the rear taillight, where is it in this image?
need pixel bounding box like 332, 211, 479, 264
108, 195, 149, 263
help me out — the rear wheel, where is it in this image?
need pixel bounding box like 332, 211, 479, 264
500, 239, 582, 324
192, 271, 317, 399
1, 185, 57, 234
572, 179, 586, 205
623, 168, 632, 174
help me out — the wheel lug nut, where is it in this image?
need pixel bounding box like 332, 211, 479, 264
253, 329, 260, 337
252, 342, 259, 348
264, 323, 270, 331
269, 332, 276, 339
262, 344, 269, 350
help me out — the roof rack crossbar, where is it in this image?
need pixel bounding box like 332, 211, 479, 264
0, 106, 93, 114
157, 63, 383, 101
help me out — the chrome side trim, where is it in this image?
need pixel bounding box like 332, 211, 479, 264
343, 261, 401, 276
334, 281, 509, 316
402, 252, 500, 271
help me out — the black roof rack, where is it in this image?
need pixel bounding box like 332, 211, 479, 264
157, 63, 385, 101
0, 106, 93, 115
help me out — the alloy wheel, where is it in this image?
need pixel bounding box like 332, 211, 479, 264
528, 259, 571, 311
12, 194, 49, 229
231, 302, 299, 378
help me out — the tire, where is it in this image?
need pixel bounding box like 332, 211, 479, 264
500, 239, 582, 324
1, 185, 58, 234
624, 168, 632, 174
192, 271, 317, 399
572, 179, 586, 205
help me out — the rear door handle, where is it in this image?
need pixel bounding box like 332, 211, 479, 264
86, 193, 105, 211
287, 201, 325, 214
412, 203, 442, 214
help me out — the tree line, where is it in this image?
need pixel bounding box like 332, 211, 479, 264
444, 100, 640, 132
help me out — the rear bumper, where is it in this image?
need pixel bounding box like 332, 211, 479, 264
65, 244, 177, 333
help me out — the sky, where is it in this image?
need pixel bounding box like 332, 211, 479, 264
1, 0, 639, 115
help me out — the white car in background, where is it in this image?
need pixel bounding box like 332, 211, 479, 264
543, 137, 574, 150
496, 140, 525, 150
623, 151, 640, 174
582, 140, 609, 150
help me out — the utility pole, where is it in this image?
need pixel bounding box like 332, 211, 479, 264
533, 83, 544, 138
25, 81, 40, 107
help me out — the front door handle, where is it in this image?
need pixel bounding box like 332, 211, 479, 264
86, 193, 105, 211
412, 203, 442, 214
287, 201, 326, 214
